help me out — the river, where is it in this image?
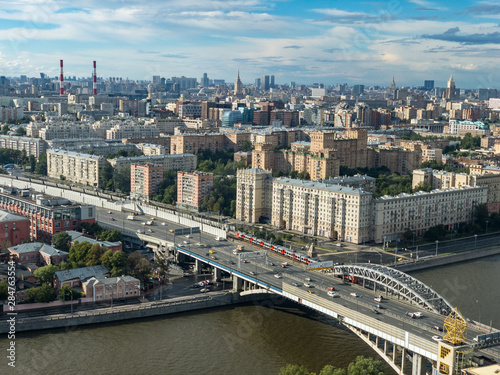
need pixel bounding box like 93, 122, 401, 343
1, 255, 499, 375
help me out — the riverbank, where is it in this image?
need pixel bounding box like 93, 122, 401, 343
393, 245, 500, 273
0, 292, 274, 334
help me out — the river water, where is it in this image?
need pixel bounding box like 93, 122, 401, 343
2, 255, 499, 375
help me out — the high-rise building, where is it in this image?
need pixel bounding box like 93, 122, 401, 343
424, 80, 435, 91
255, 78, 261, 87
261, 75, 270, 90
177, 171, 214, 209
270, 75, 275, 88
234, 71, 242, 95
130, 163, 163, 199
201, 73, 210, 88
353, 84, 364, 96
445, 75, 459, 100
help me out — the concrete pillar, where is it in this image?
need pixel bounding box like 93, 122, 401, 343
384, 340, 388, 355
412, 353, 426, 375
401, 348, 406, 375
376, 336, 380, 348
213, 268, 221, 282
243, 280, 248, 291
194, 259, 202, 274
232, 276, 243, 292
363, 278, 366, 288
393, 344, 397, 363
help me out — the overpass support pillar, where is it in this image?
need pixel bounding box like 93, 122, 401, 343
393, 345, 397, 364
411, 353, 426, 375
232, 275, 243, 292
194, 259, 202, 274
384, 340, 388, 355
213, 267, 222, 282
400, 348, 406, 375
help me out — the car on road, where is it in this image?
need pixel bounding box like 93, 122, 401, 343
183, 240, 190, 244
327, 291, 339, 298
303, 283, 311, 288
148, 229, 153, 233
328, 286, 335, 291
274, 274, 282, 279
249, 271, 256, 276
307, 290, 315, 294
304, 277, 312, 282
215, 236, 225, 241
433, 325, 443, 332
209, 249, 215, 254
373, 304, 383, 309
371, 308, 381, 314
210, 255, 217, 260
137, 230, 144, 234
169, 229, 175, 233
161, 222, 166, 226
413, 312, 423, 318
141, 222, 146, 225
186, 234, 192, 238
200, 288, 209, 293
229, 261, 235, 265
108, 211, 112, 214
269, 262, 275, 266
292, 283, 299, 287
350, 292, 360, 297
242, 260, 249, 263
432, 336, 441, 341
109, 217, 115, 221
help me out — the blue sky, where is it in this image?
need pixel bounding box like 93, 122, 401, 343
1, 0, 500, 88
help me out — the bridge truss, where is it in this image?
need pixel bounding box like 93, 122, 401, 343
333, 263, 454, 315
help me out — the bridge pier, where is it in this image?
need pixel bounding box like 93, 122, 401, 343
232, 275, 243, 292
194, 259, 202, 274
411, 353, 426, 375
213, 267, 222, 282
401, 348, 406, 375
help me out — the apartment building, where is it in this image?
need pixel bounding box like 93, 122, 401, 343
170, 133, 226, 154
0, 135, 47, 159
109, 154, 196, 172
236, 169, 273, 223
83, 275, 140, 302
177, 171, 214, 208
0, 211, 30, 247
106, 124, 159, 140
372, 186, 487, 243
47, 149, 105, 186
131, 164, 163, 199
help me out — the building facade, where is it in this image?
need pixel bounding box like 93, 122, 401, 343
47, 149, 106, 186
177, 171, 214, 208
131, 163, 163, 199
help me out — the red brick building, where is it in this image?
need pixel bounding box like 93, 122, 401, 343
130, 163, 163, 199
0, 210, 30, 247
177, 171, 214, 209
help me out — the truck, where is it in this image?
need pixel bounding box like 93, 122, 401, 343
127, 215, 135, 220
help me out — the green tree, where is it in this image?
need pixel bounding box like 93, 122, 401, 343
37, 283, 56, 303
28, 155, 36, 171
99, 230, 122, 242
278, 364, 310, 375
35, 152, 47, 175
1, 124, 10, 134
15, 127, 26, 136
100, 161, 114, 189
240, 140, 254, 152
320, 365, 346, 375
413, 181, 433, 193
347, 356, 384, 375
423, 224, 448, 242
155, 252, 170, 282
33, 264, 59, 284
68, 241, 93, 268
474, 203, 489, 227
110, 251, 128, 277
101, 249, 114, 270
57, 285, 81, 301
51, 231, 72, 252
113, 165, 131, 193
85, 244, 107, 267
0, 280, 8, 300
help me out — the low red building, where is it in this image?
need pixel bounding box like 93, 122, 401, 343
0, 210, 30, 247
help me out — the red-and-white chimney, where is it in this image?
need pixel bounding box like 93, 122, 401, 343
59, 59, 64, 96
93, 60, 97, 95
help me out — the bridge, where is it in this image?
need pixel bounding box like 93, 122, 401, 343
97, 207, 500, 375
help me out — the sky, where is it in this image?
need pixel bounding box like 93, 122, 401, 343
1, 0, 500, 88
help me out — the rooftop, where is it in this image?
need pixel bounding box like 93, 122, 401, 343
274, 177, 369, 195
55, 265, 109, 283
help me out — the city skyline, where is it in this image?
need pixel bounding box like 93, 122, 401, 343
1, 0, 500, 88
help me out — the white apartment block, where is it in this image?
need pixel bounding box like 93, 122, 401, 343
372, 186, 488, 243
271, 178, 372, 244
108, 154, 196, 172
106, 124, 159, 139
136, 143, 168, 156
448, 120, 490, 135
0, 135, 47, 159
47, 149, 105, 186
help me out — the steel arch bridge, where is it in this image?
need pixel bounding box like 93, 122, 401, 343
333, 263, 454, 315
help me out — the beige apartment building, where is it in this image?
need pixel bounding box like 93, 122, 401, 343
236, 168, 273, 223
271, 177, 372, 243
131, 164, 163, 199
372, 186, 487, 243
413, 168, 500, 214
170, 133, 226, 154
47, 149, 105, 186
109, 154, 196, 172
0, 135, 46, 159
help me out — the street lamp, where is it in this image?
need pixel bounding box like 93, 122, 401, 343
435, 240, 439, 257
474, 234, 478, 248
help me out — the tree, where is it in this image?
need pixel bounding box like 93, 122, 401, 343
85, 244, 107, 267
51, 231, 72, 252
0, 280, 8, 300
413, 181, 433, 193
278, 364, 310, 375
35, 152, 47, 175
15, 127, 26, 136
101, 249, 114, 270
1, 124, 9, 134
68, 241, 93, 268
28, 155, 36, 171
113, 165, 131, 194
423, 224, 448, 242
241, 140, 254, 152
474, 203, 489, 227
320, 365, 346, 375
57, 285, 81, 301
33, 265, 59, 284
155, 252, 170, 282
110, 251, 128, 277
347, 356, 384, 375
100, 161, 114, 189
99, 230, 122, 242
25, 283, 56, 303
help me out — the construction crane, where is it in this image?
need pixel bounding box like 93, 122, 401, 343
443, 307, 468, 345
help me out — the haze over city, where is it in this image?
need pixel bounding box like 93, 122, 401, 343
1, 0, 500, 87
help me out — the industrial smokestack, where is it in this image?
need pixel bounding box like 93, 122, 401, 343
59, 59, 64, 96
93, 60, 97, 95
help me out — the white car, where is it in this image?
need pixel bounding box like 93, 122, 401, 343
327, 291, 339, 298
200, 288, 209, 293
249, 271, 256, 276
304, 283, 311, 288
350, 292, 360, 297
413, 312, 423, 318
292, 282, 299, 287
161, 222, 166, 226
432, 336, 441, 342
274, 274, 282, 279
185, 234, 192, 239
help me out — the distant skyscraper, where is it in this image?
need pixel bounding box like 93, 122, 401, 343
353, 84, 364, 96
270, 75, 275, 88
261, 75, 270, 90
234, 71, 243, 95
201, 72, 210, 88
255, 78, 261, 87
445, 75, 459, 100
152, 75, 161, 85
424, 80, 434, 91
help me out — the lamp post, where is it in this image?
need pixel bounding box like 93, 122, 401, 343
435, 240, 439, 257
474, 234, 478, 248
